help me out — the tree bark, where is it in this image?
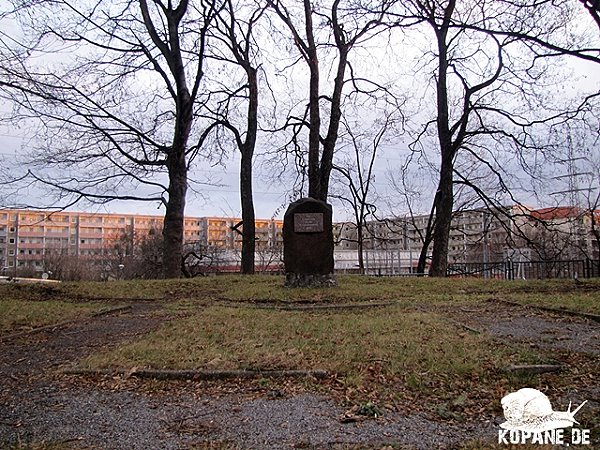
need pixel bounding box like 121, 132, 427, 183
140, 0, 196, 279
239, 64, 259, 274
428, 0, 455, 277
357, 222, 364, 273
429, 157, 453, 276
416, 230, 434, 275
304, 0, 322, 200
240, 151, 256, 274
319, 46, 348, 201
163, 151, 188, 278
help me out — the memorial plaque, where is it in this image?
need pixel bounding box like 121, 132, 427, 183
294, 213, 324, 233
283, 198, 336, 287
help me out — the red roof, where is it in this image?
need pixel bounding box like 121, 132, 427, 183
529, 207, 600, 221
530, 207, 583, 220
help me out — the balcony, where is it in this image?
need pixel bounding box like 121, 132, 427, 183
18, 243, 44, 249
79, 243, 104, 250
18, 254, 43, 261
18, 230, 47, 238
79, 231, 104, 238
43, 231, 70, 238
208, 220, 229, 229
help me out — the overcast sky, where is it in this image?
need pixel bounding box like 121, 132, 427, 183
1, 2, 598, 222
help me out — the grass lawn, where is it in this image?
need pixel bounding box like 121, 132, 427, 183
63, 276, 597, 426
2, 275, 598, 440
3, 274, 598, 309
0, 298, 102, 335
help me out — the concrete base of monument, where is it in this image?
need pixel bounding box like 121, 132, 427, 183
285, 272, 337, 288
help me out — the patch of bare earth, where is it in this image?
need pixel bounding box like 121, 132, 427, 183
439, 299, 600, 436
443, 299, 600, 356
1, 297, 599, 449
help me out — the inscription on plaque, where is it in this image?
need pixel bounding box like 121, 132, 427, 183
294, 213, 324, 233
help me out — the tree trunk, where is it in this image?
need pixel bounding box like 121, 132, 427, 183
319, 46, 348, 201
429, 157, 453, 276
357, 223, 364, 274
239, 67, 258, 274
163, 152, 187, 278
416, 231, 434, 275
162, 86, 192, 279
428, 3, 455, 277
415, 192, 438, 275
240, 151, 255, 274
302, 0, 321, 201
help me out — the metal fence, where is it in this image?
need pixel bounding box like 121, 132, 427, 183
446, 259, 600, 280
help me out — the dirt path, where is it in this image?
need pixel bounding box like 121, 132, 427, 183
443, 299, 600, 356
1, 299, 598, 449
0, 303, 164, 380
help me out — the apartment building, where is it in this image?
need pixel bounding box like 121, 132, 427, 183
526, 206, 599, 260
336, 205, 598, 268
0, 209, 283, 274
198, 217, 282, 250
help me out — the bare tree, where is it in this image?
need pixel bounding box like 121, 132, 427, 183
332, 110, 400, 272
266, 0, 392, 201
206, 0, 266, 274
385, 0, 599, 276
0, 0, 222, 278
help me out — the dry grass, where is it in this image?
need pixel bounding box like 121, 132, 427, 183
81, 305, 518, 374
78, 302, 547, 423
68, 275, 600, 435
3, 275, 599, 442
0, 299, 100, 334
2, 275, 598, 310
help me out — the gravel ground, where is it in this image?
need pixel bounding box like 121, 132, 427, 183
448, 301, 600, 355
1, 299, 598, 449
1, 384, 496, 449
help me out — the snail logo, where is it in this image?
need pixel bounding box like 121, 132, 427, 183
501, 388, 587, 432
498, 388, 591, 446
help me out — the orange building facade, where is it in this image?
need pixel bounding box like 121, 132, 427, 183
0, 209, 283, 274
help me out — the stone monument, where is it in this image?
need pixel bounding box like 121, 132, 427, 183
283, 197, 336, 287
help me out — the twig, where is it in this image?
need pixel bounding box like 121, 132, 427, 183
0, 320, 74, 342
1, 305, 132, 342
64, 368, 329, 380
91, 305, 133, 317
448, 319, 482, 334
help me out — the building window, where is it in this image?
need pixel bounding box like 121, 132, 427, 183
9, 249, 15, 256
9, 238, 15, 244
9, 227, 15, 233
